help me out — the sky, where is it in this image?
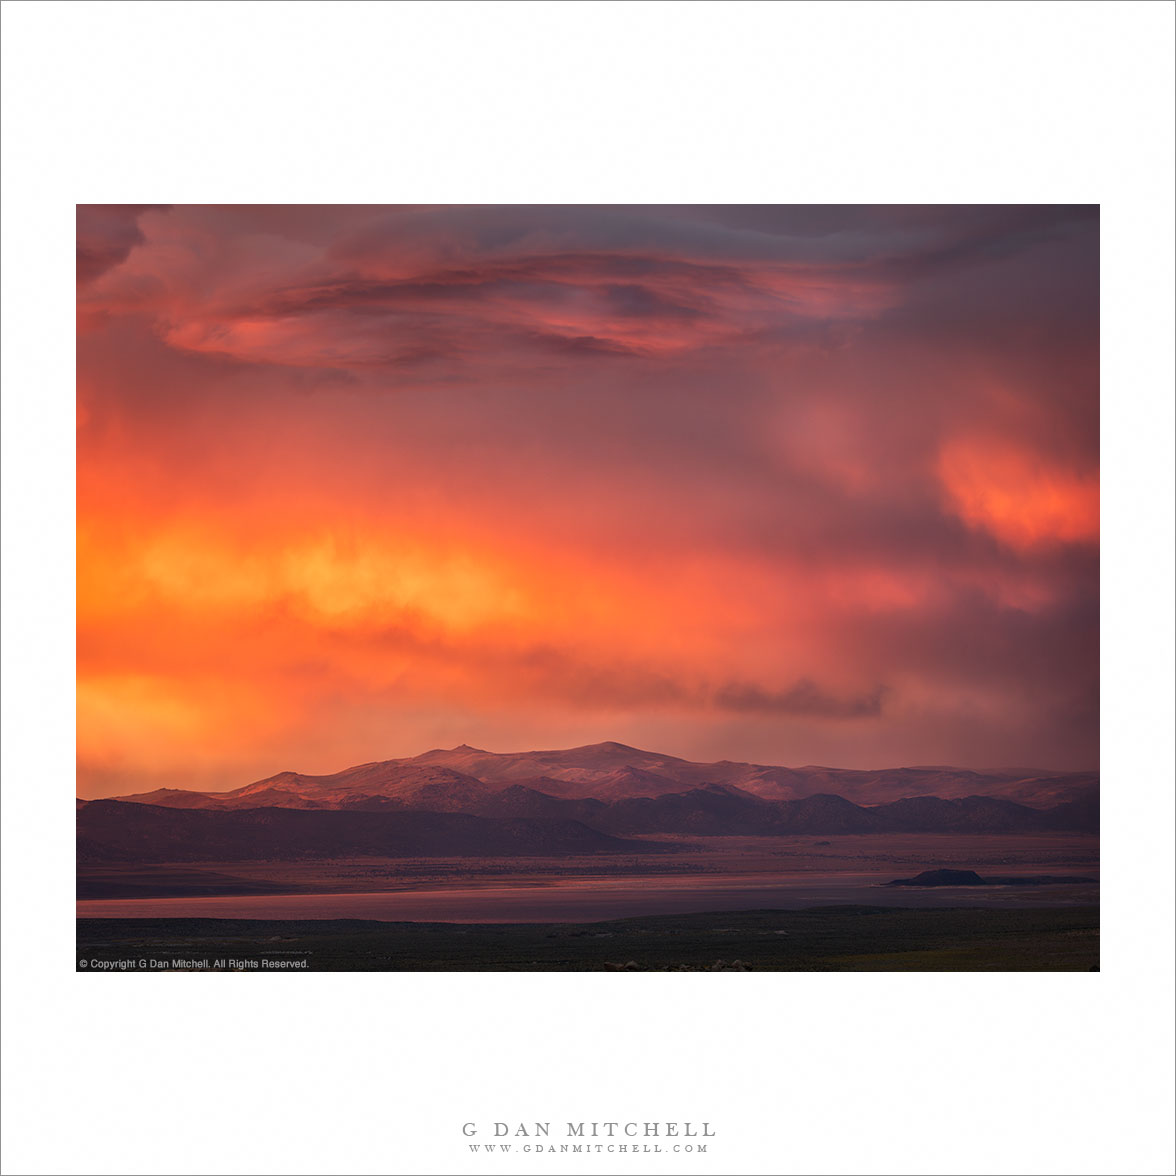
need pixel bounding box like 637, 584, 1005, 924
76, 205, 1099, 796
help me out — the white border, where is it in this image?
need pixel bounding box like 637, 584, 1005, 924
3, 3, 1174, 1175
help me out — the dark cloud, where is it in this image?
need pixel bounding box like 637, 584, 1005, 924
76, 205, 168, 285
714, 680, 887, 719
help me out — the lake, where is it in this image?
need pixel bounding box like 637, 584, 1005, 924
76, 867, 1099, 922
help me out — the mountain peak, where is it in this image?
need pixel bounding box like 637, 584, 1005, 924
106, 744, 1099, 811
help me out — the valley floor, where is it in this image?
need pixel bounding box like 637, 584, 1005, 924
76, 832, 1099, 902
76, 834, 1098, 969
75, 905, 1100, 971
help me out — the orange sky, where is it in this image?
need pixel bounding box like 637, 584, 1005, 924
76, 205, 1099, 796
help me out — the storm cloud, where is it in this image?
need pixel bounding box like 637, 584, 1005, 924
76, 205, 1099, 795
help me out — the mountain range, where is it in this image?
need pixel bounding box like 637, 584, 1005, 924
76, 742, 1098, 862
104, 740, 1098, 808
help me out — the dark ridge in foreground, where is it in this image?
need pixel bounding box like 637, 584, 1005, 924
77, 785, 1099, 864
75, 906, 1100, 972
76, 801, 661, 863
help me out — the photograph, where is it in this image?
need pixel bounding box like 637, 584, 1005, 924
3, 3, 1172, 1174
75, 203, 1100, 973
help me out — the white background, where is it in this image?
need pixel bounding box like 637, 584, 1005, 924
2, 2, 1174, 1174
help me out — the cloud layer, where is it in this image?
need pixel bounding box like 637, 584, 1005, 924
76, 205, 1099, 794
